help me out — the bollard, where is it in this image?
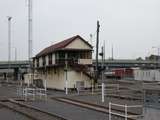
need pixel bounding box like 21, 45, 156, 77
109, 102, 111, 120
102, 83, 105, 102
91, 83, 94, 94
125, 104, 127, 120
65, 80, 68, 95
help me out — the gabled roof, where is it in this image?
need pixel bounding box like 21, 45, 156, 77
36, 35, 92, 57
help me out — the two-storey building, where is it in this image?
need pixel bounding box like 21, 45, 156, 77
33, 35, 93, 90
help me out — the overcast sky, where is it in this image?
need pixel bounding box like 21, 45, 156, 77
0, 0, 160, 61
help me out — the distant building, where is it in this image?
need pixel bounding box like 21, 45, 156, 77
145, 54, 160, 61
32, 35, 93, 90
134, 68, 160, 81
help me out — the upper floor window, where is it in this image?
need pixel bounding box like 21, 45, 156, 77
59, 52, 65, 59
42, 56, 46, 66
48, 54, 52, 65
36, 58, 39, 67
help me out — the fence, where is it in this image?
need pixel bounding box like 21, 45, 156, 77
109, 102, 143, 120
17, 79, 47, 101
76, 83, 119, 102
17, 87, 47, 101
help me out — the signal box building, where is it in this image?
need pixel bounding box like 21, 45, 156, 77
33, 35, 93, 90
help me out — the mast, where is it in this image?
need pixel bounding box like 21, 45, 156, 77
28, 0, 33, 66
95, 21, 100, 82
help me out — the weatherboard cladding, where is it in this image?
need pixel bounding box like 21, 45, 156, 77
36, 35, 92, 58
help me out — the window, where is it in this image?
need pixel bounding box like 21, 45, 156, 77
48, 54, 52, 65
59, 52, 65, 59
42, 56, 46, 66
36, 58, 39, 67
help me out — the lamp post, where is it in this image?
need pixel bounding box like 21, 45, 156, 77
13, 47, 17, 61
7, 16, 12, 83
28, 0, 33, 86
99, 46, 105, 102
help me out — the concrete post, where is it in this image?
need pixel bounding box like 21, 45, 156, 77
125, 104, 127, 120
102, 83, 104, 102
65, 53, 68, 95
109, 102, 111, 120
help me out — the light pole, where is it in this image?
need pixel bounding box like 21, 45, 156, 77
28, 0, 33, 62
28, 0, 33, 86
99, 45, 105, 102
95, 21, 100, 84
7, 16, 12, 83
13, 47, 17, 61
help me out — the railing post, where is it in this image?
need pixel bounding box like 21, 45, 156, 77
33, 88, 35, 101
102, 83, 104, 102
77, 88, 79, 95
109, 102, 111, 120
65, 80, 68, 95
91, 79, 94, 94
25, 88, 27, 101
125, 104, 127, 120
117, 84, 119, 91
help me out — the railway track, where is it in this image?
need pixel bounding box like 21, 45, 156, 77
52, 97, 143, 120
0, 98, 67, 120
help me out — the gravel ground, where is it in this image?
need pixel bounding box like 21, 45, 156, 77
24, 99, 125, 120
0, 106, 32, 120
0, 82, 160, 120
64, 94, 143, 114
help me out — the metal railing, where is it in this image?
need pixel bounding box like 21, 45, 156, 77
76, 83, 120, 102
109, 102, 143, 120
17, 81, 47, 101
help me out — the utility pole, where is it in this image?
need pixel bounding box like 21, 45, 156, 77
28, 0, 33, 85
28, 0, 33, 69
101, 46, 105, 102
13, 47, 17, 61
90, 34, 93, 45
111, 44, 113, 60
15, 47, 17, 61
95, 21, 100, 83
7, 16, 12, 82
158, 47, 160, 69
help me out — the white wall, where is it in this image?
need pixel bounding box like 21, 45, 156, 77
134, 69, 160, 81
46, 68, 65, 89
78, 59, 92, 65
45, 55, 49, 66
33, 68, 92, 90
52, 53, 55, 64
39, 57, 43, 67
34, 59, 37, 68
67, 70, 91, 88
65, 38, 92, 50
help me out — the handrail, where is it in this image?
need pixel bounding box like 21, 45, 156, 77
109, 102, 143, 120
